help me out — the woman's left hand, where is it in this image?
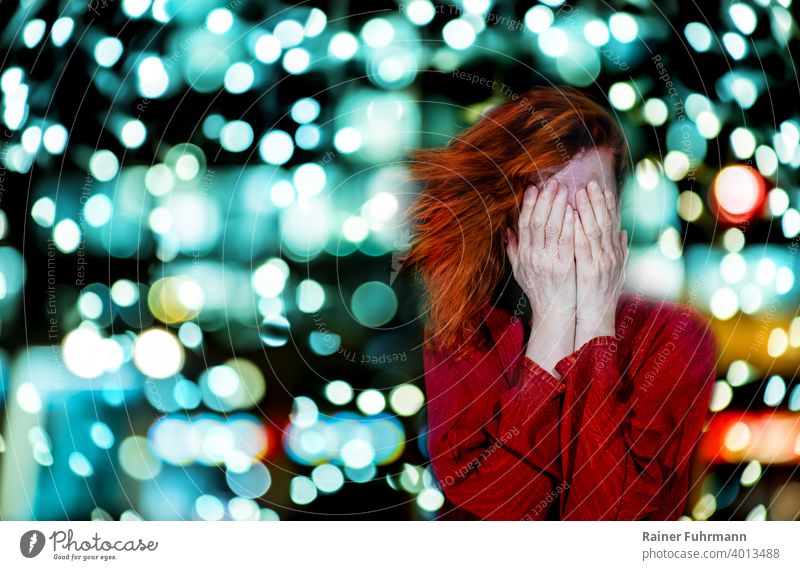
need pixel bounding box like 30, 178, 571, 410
573, 179, 628, 348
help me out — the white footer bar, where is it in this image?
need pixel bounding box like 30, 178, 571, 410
1, 521, 797, 569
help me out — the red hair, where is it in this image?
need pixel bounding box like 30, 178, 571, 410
404, 85, 628, 359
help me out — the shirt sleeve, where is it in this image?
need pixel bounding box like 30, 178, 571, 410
424, 323, 566, 520
553, 305, 717, 520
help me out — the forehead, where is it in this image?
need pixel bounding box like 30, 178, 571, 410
544, 148, 617, 191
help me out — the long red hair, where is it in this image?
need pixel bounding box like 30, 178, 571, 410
404, 85, 629, 359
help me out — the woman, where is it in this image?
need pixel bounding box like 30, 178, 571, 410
405, 86, 717, 520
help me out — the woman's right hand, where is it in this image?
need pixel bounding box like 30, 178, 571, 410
506, 178, 576, 324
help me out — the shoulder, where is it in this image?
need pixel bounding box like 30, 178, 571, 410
479, 303, 526, 348
449, 303, 528, 371
615, 293, 717, 400
625, 294, 717, 403
423, 303, 522, 366
620, 293, 713, 348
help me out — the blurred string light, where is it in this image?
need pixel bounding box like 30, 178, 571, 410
538, 26, 568, 57
119, 119, 147, 148
149, 414, 268, 467
255, 33, 282, 63
730, 3, 758, 35
356, 389, 386, 415
133, 328, 184, 379
325, 380, 354, 405
219, 120, 253, 152
122, 0, 151, 19
406, 0, 436, 26
291, 98, 320, 124
22, 19, 46, 48
722, 32, 748, 60
119, 435, 162, 480
643, 98, 668, 126
351, 281, 398, 327
608, 13, 638, 43
730, 127, 756, 159
684, 22, 713, 52
95, 37, 124, 67
329, 32, 358, 60
525, 5, 553, 33
259, 130, 294, 165
443, 19, 476, 50
51, 18, 74, 46
583, 19, 609, 46
199, 359, 266, 412
609, 82, 636, 110
137, 56, 170, 98
43, 124, 68, 153
312, 463, 345, 493
283, 48, 311, 74
284, 408, 405, 468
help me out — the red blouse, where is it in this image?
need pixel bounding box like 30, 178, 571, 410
423, 291, 717, 520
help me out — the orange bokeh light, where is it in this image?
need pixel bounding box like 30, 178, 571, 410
709, 164, 766, 224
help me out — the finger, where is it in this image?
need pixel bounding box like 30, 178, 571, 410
587, 180, 615, 254
605, 188, 620, 231
618, 230, 628, 288
559, 205, 574, 258
587, 180, 609, 227
620, 229, 629, 264
576, 186, 602, 257
506, 227, 518, 268
530, 178, 557, 249
517, 185, 538, 250
573, 211, 591, 263
545, 182, 568, 254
